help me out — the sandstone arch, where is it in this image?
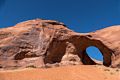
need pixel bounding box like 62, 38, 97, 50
0, 19, 120, 69
43, 35, 113, 67
76, 36, 113, 67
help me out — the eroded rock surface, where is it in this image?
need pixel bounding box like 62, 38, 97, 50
0, 19, 120, 69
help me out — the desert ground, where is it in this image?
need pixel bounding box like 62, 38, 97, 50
0, 65, 119, 80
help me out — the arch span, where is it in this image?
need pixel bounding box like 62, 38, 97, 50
43, 35, 113, 67
77, 36, 113, 67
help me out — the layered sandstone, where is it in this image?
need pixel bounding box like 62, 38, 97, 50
0, 19, 120, 69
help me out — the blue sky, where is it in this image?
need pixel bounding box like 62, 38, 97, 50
0, 0, 120, 61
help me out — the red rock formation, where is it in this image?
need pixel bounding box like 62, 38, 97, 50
0, 19, 120, 69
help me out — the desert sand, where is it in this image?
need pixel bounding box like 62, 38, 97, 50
0, 65, 119, 80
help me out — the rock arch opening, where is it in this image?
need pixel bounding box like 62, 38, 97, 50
80, 43, 112, 67
77, 36, 113, 67
86, 46, 103, 64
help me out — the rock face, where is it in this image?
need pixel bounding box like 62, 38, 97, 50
0, 19, 120, 69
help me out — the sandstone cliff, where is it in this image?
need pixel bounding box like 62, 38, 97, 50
0, 19, 120, 69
